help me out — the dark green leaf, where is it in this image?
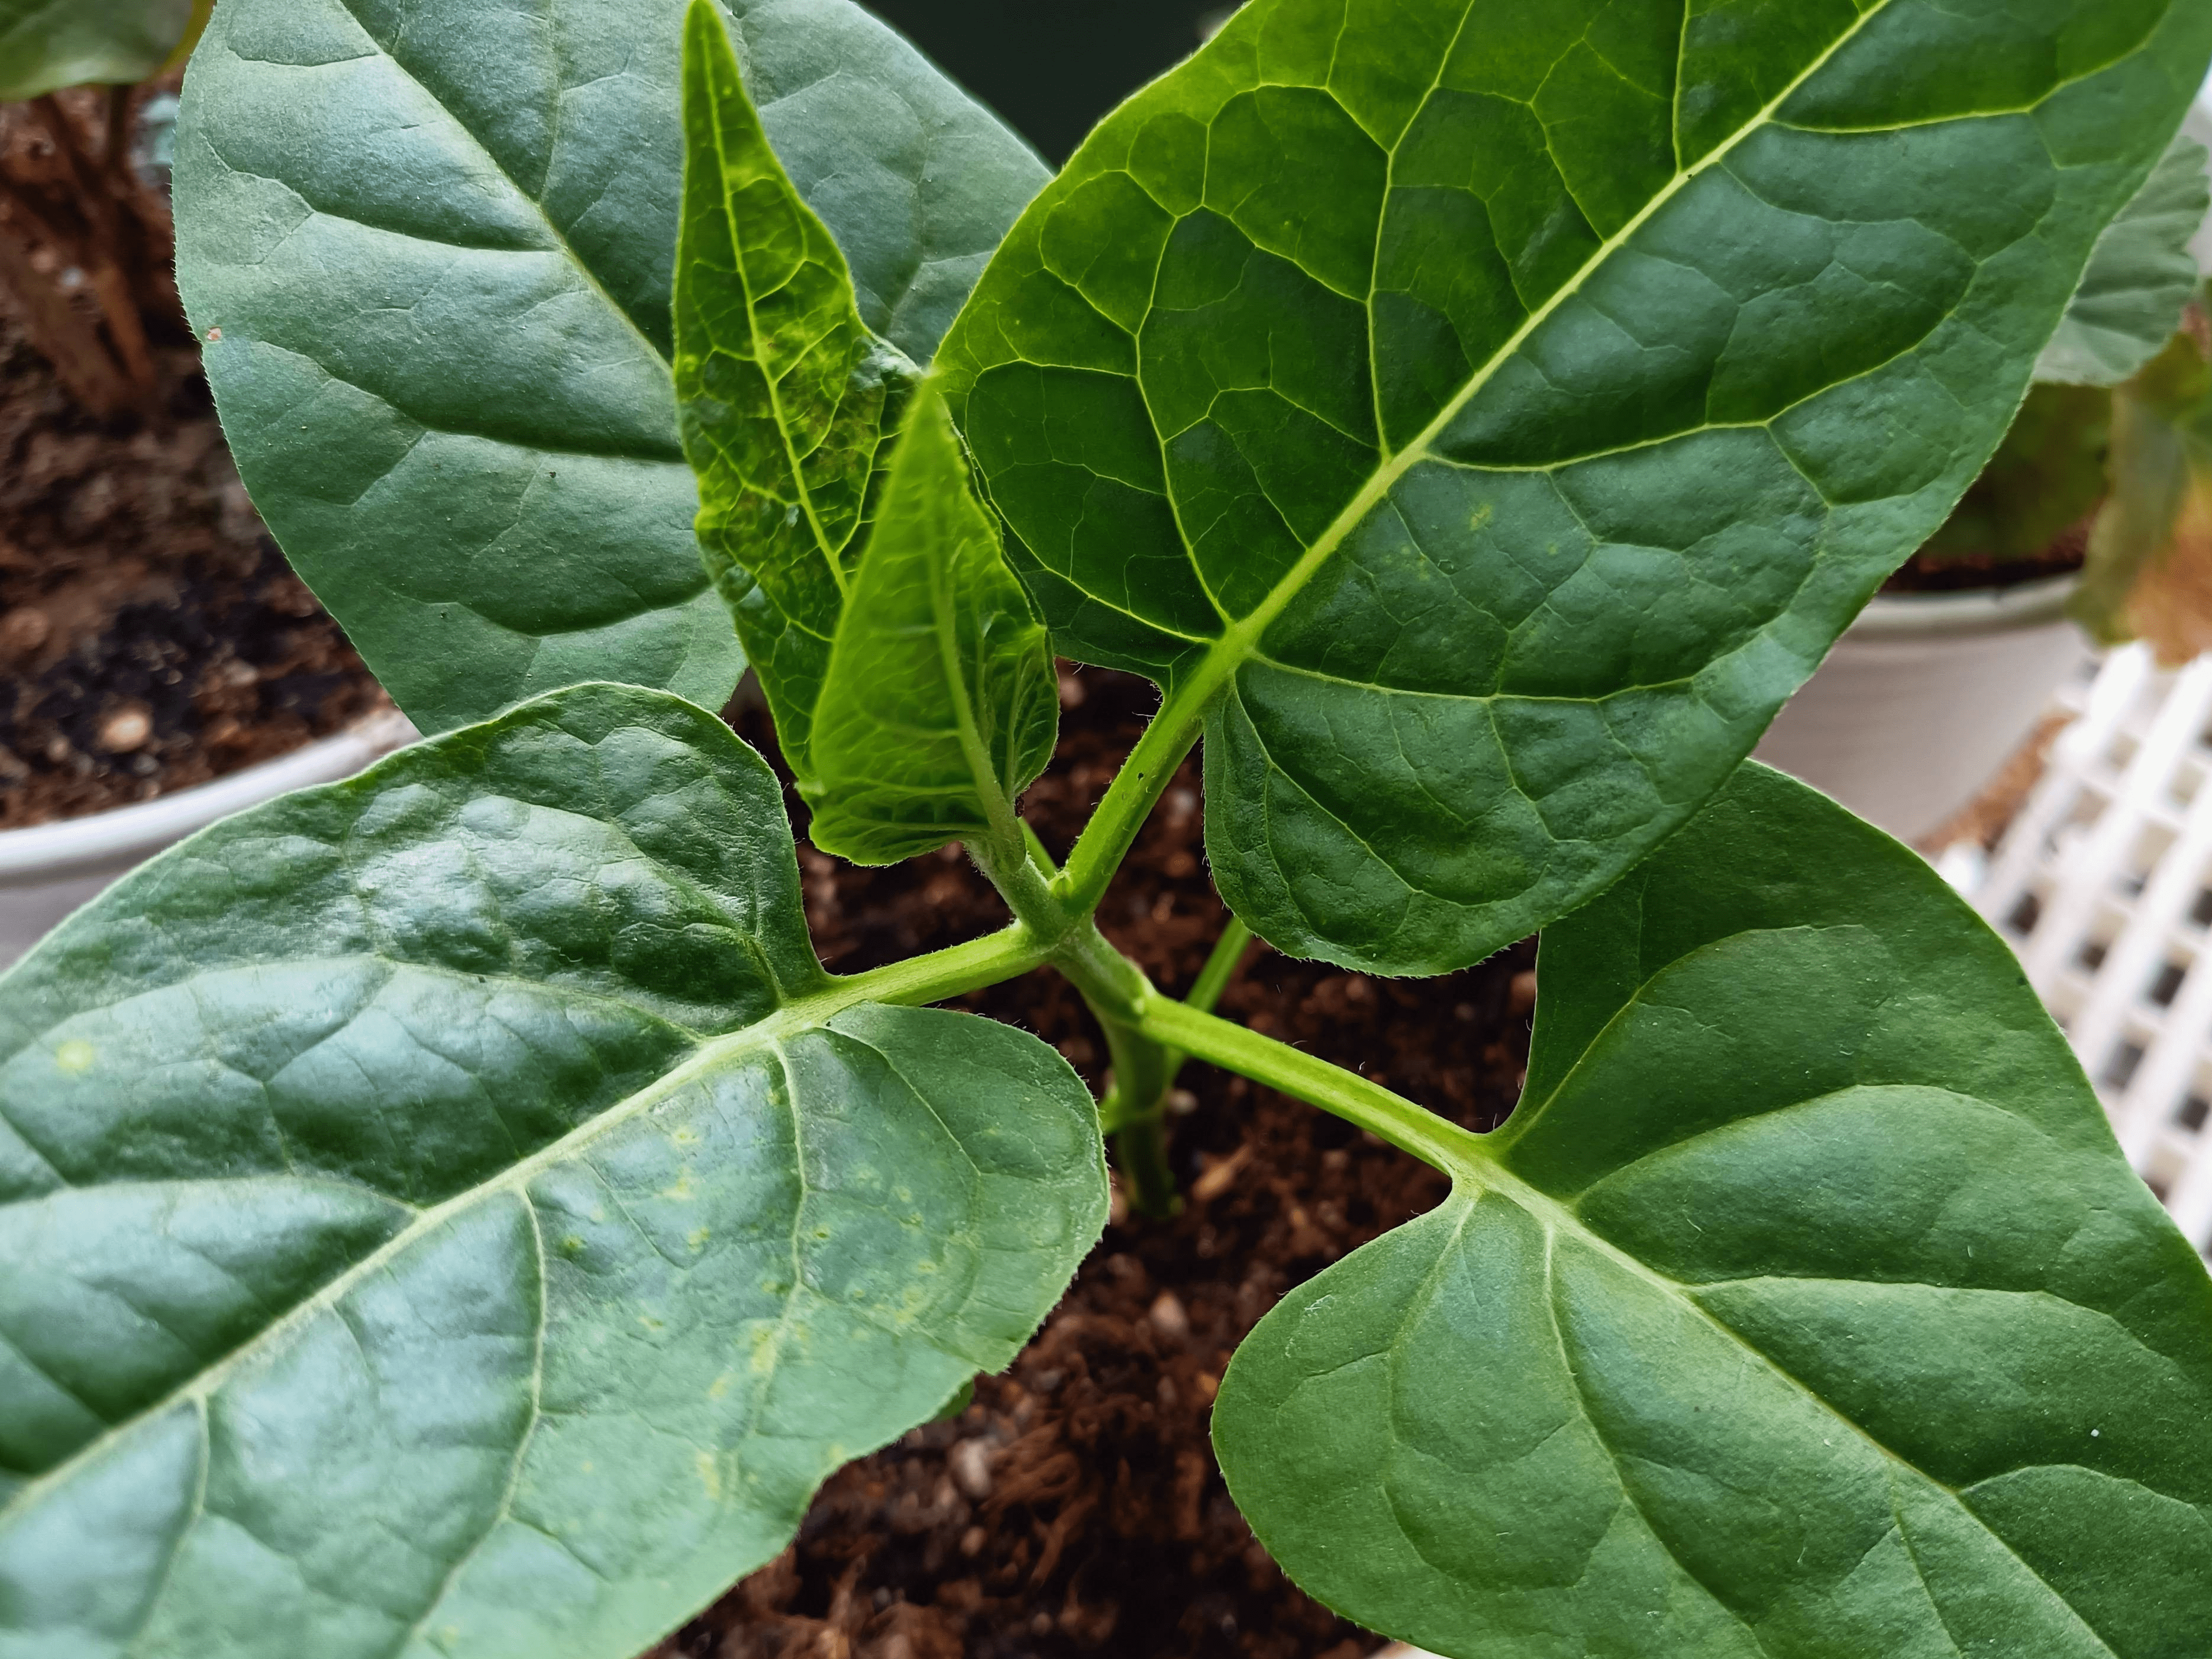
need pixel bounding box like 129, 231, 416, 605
805, 380, 1058, 864
676, 0, 913, 783
1215, 762, 2212, 1658
0, 0, 194, 98
938, 0, 2212, 976
2039, 130, 2210, 388
0, 684, 1106, 1659
172, 0, 1044, 734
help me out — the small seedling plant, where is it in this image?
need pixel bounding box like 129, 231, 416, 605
7, 1, 2212, 1655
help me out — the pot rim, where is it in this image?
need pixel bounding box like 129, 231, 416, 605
1851, 570, 2079, 640
0, 708, 417, 887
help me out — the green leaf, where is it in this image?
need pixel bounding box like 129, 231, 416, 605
675, 0, 914, 784
805, 380, 1058, 864
0, 683, 1106, 1659
172, 0, 1045, 736
724, 0, 1050, 366
2039, 130, 2210, 388
1215, 761, 2212, 1658
938, 0, 2212, 976
0, 0, 194, 99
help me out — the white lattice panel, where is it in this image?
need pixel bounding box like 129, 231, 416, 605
1962, 644, 2212, 1255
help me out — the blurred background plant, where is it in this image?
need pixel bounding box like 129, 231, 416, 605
0, 0, 208, 417
1901, 120, 2212, 664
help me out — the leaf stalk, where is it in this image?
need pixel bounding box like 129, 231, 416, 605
1138, 999, 1487, 1177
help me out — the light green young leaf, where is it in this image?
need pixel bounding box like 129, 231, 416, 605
676, 0, 912, 784
172, 0, 1044, 735
938, 0, 2212, 977
0, 684, 1106, 1659
1215, 762, 2212, 1659
805, 380, 1058, 864
2039, 129, 2211, 388
0, 0, 195, 99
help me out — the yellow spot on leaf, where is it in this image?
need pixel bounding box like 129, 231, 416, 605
670, 1125, 700, 1148
709, 1371, 734, 1400
688, 1225, 712, 1251
696, 1449, 722, 1500
661, 1170, 696, 1200
54, 1041, 95, 1074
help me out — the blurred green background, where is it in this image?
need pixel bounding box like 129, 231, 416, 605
868, 0, 1226, 161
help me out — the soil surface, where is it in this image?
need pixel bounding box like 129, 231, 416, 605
652, 667, 1537, 1659
0, 311, 386, 828
1882, 513, 2091, 593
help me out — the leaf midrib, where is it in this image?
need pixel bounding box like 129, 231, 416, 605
322, 0, 674, 373
1444, 1164, 2129, 1655
0, 973, 896, 1537
1148, 0, 1898, 723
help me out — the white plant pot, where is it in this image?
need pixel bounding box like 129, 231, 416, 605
0, 708, 418, 970
1751, 573, 2090, 844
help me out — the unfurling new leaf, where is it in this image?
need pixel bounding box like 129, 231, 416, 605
806, 380, 1058, 864
0, 684, 1106, 1659
938, 0, 2212, 977
1215, 763, 2212, 1659
676, 0, 916, 783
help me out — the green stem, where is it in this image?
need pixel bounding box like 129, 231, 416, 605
1138, 999, 1486, 1176
968, 835, 1184, 1214
1182, 915, 1254, 1022
824, 847, 1463, 1204
1019, 816, 1061, 877
831, 921, 1046, 1009
1097, 914, 1257, 1129
1052, 678, 1212, 917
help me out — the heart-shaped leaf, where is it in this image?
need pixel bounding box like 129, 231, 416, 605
2039, 129, 2210, 388
172, 0, 1045, 734
0, 684, 1106, 1659
938, 0, 2212, 976
806, 378, 1058, 864
0, 0, 196, 99
1215, 763, 2212, 1658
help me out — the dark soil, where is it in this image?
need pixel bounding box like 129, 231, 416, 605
0, 310, 386, 829
1881, 513, 2091, 593
654, 666, 1537, 1659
